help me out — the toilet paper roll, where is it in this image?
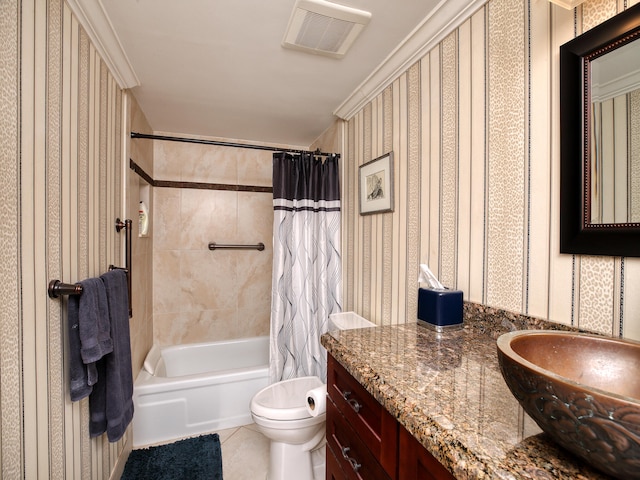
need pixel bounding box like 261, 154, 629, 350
306, 384, 327, 417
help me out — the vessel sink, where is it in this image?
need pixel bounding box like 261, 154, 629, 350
497, 330, 640, 479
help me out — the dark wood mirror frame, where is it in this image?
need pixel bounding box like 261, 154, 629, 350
560, 3, 640, 257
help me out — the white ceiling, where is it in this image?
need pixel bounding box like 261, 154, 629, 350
93, 0, 467, 147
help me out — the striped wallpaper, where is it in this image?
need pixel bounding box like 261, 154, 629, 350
0, 0, 132, 477
341, 0, 640, 341
3, 0, 640, 477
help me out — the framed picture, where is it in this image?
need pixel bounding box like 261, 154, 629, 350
359, 152, 394, 215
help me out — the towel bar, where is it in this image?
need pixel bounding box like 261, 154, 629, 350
48, 280, 83, 298
47, 218, 133, 317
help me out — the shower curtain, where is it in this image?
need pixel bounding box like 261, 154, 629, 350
270, 152, 342, 383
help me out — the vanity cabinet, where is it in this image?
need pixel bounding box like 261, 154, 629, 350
326, 355, 454, 480
326, 354, 397, 479
398, 425, 455, 480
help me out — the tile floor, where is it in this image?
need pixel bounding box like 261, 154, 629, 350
217, 423, 326, 479
217, 423, 270, 479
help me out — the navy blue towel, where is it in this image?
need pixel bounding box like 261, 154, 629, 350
68, 277, 113, 401
89, 269, 134, 442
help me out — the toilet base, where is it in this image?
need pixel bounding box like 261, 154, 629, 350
268, 441, 315, 480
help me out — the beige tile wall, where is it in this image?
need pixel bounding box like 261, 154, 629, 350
152, 138, 275, 346
311, 118, 343, 154
341, 0, 640, 341
128, 95, 155, 376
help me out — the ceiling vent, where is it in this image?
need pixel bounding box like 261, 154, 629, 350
282, 0, 372, 59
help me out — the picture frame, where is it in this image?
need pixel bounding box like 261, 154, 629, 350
359, 152, 394, 215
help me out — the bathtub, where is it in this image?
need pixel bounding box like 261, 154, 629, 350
132, 336, 269, 447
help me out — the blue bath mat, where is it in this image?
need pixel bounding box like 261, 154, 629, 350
122, 433, 223, 479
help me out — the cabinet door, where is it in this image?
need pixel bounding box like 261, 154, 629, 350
398, 426, 455, 480
327, 442, 348, 480
327, 356, 398, 475
327, 399, 392, 480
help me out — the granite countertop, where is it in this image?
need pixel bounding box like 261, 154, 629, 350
321, 303, 611, 480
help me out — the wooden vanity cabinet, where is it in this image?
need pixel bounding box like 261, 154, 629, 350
326, 399, 393, 480
326, 354, 455, 480
398, 425, 455, 480
326, 355, 397, 479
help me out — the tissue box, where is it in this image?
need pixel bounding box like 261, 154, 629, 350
417, 288, 463, 330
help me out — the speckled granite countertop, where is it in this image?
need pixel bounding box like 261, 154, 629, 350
321, 303, 611, 479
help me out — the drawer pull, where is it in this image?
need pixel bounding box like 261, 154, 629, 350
342, 390, 362, 413
341, 447, 362, 472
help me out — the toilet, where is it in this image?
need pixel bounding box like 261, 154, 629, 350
250, 376, 326, 480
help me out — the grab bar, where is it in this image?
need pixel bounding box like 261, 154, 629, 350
208, 242, 265, 251
114, 218, 133, 317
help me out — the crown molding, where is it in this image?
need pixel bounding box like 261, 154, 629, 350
591, 68, 640, 103
65, 0, 139, 89
333, 0, 487, 120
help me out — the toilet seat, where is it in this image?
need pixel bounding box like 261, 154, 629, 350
250, 376, 324, 421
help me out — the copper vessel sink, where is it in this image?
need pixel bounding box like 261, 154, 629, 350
497, 330, 640, 479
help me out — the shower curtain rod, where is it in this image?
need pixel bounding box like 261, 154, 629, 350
130, 132, 339, 157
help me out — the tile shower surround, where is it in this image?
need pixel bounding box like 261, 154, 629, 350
151, 139, 276, 346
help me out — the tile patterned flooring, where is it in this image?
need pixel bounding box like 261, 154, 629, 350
217, 423, 326, 479
218, 424, 270, 479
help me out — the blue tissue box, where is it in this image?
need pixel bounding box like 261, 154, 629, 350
417, 288, 463, 330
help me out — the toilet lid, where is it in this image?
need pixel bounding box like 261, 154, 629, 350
251, 376, 324, 421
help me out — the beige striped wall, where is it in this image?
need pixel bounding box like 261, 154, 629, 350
342, 0, 640, 341
0, 0, 142, 477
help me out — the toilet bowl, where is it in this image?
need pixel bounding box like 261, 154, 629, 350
250, 376, 326, 480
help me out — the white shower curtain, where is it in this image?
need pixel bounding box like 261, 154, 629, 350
270, 152, 342, 383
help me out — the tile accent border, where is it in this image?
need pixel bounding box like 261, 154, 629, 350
129, 158, 273, 193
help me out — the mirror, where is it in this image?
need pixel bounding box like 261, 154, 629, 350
560, 3, 640, 256
590, 40, 640, 225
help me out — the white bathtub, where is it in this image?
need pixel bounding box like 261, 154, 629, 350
132, 336, 269, 447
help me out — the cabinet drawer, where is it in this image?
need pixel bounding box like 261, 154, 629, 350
327, 398, 392, 480
327, 442, 348, 480
327, 356, 397, 476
